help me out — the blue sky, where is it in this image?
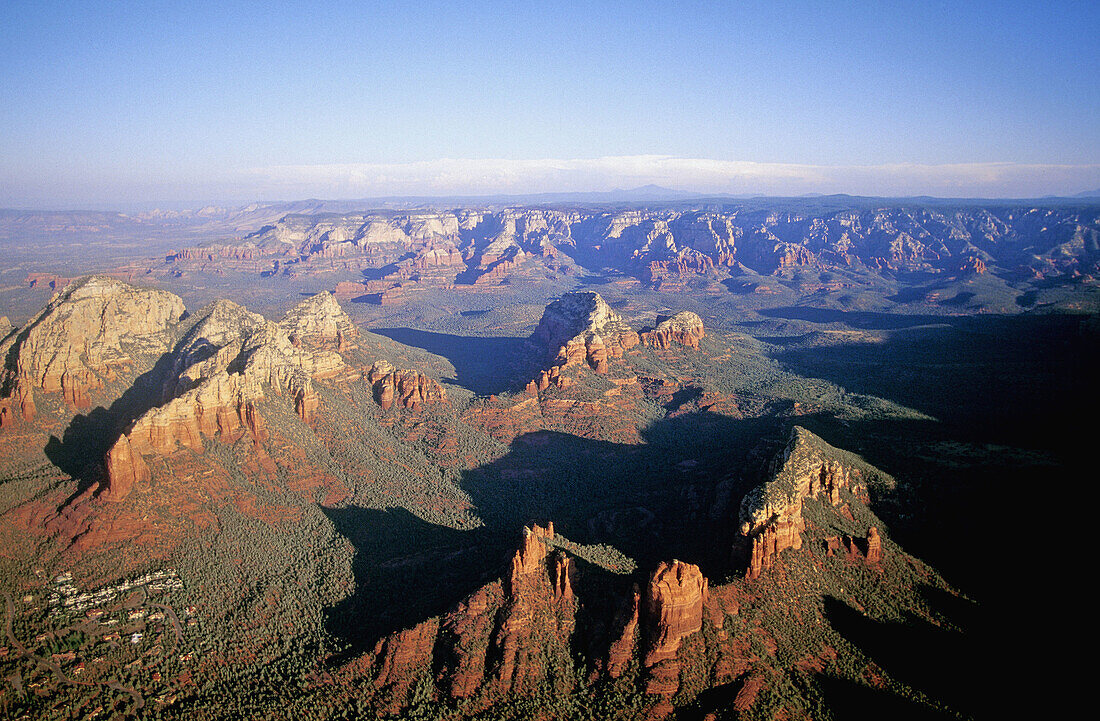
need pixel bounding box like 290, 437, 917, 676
2, 0, 1098, 207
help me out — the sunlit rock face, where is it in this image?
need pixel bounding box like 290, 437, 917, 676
740, 426, 877, 579
641, 311, 705, 349
0, 276, 184, 415
530, 291, 639, 373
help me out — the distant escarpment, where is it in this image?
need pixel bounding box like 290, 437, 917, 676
739, 427, 892, 580
147, 204, 1100, 303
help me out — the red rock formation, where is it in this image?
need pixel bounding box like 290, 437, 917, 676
553, 554, 575, 605
959, 256, 987, 275
102, 435, 150, 502
438, 584, 500, 699
531, 291, 640, 373
642, 255, 715, 285
366, 284, 406, 305
99, 293, 361, 499
865, 526, 882, 564
25, 272, 72, 289
369, 618, 441, 713
640, 312, 706, 350
745, 512, 804, 581
773, 243, 817, 270
411, 246, 465, 268
607, 586, 641, 677
640, 560, 714, 719
0, 380, 37, 427
168, 246, 263, 261
740, 427, 874, 580
644, 560, 707, 667
295, 386, 319, 423
333, 281, 369, 299
1, 276, 184, 416
509, 522, 553, 585
367, 361, 446, 411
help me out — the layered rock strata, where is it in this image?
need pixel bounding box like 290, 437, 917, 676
640, 311, 706, 349
530, 291, 639, 374
352, 522, 735, 719
355, 523, 576, 708
367, 361, 446, 411
739, 427, 871, 580
102, 298, 336, 500
644, 560, 708, 667
0, 276, 184, 417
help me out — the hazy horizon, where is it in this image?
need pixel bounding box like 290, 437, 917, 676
3, 1, 1098, 208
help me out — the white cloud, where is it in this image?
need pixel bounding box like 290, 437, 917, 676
5, 156, 1099, 209
242, 156, 1100, 199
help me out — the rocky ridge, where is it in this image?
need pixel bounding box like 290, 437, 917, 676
152, 205, 1100, 301
346, 523, 741, 719
739, 426, 889, 580
0, 276, 184, 418
0, 278, 448, 504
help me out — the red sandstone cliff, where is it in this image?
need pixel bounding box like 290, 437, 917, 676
739, 427, 883, 579
529, 291, 639, 374
640, 311, 706, 350
367, 361, 446, 411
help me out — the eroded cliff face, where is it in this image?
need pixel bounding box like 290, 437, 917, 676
644, 560, 707, 667
0, 278, 451, 508
345, 522, 746, 719
280, 290, 360, 350
0, 276, 184, 417
350, 523, 577, 711
640, 311, 706, 350
102, 298, 329, 500
79, 287, 437, 501
367, 361, 446, 411
530, 291, 639, 374
739, 427, 886, 579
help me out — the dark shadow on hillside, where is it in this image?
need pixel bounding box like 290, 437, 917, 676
321, 507, 510, 662
759, 306, 965, 330
371, 327, 529, 395
767, 311, 1097, 452
670, 677, 748, 720
822, 595, 984, 719
763, 410, 1058, 606
459, 413, 779, 580
321, 409, 779, 657
361, 256, 411, 281
815, 675, 958, 721
43, 352, 178, 504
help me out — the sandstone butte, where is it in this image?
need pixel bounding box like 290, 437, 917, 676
739, 426, 887, 580
0, 276, 184, 420
639, 311, 706, 350
524, 292, 704, 396
530, 291, 640, 374
0, 277, 446, 502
